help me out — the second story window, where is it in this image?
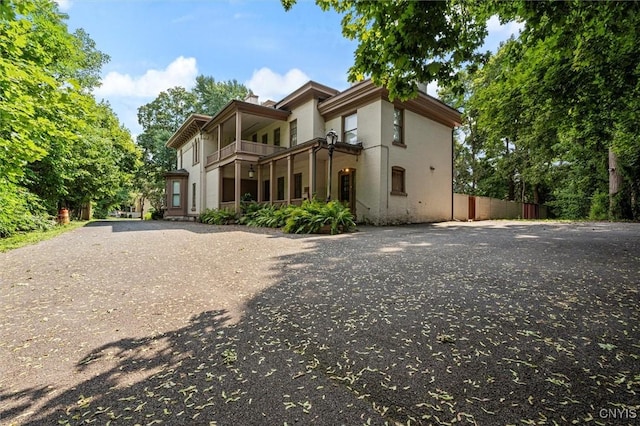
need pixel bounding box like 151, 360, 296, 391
343, 113, 357, 144
262, 133, 268, 144
290, 120, 297, 146
274, 128, 281, 146
178, 149, 183, 169
393, 108, 404, 146
193, 139, 200, 164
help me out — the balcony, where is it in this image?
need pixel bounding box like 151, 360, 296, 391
206, 140, 286, 166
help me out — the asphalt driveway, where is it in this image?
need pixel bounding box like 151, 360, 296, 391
1, 220, 639, 425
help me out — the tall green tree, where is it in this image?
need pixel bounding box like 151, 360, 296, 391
283, 0, 490, 100
0, 0, 140, 235
193, 76, 249, 116
135, 77, 249, 212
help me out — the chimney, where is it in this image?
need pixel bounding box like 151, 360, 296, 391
244, 91, 259, 105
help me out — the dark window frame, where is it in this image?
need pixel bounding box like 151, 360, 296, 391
277, 176, 285, 200
391, 166, 407, 196
343, 112, 358, 144
290, 120, 297, 147
191, 182, 196, 210
393, 108, 405, 147
274, 128, 281, 146
193, 139, 200, 165
172, 180, 181, 207
293, 173, 302, 199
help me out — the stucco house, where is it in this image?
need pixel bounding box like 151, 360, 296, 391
164, 79, 461, 225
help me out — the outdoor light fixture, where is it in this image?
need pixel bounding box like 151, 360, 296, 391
325, 129, 338, 201
248, 164, 255, 179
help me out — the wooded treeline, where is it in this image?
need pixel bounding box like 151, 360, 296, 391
0, 0, 139, 236
0, 0, 249, 236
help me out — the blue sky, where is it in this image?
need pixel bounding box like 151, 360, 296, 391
57, 0, 522, 136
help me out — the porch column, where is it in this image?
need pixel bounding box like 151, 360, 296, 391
286, 154, 293, 205
200, 133, 206, 211
257, 164, 263, 203
217, 124, 222, 159
269, 160, 275, 205
234, 160, 241, 212
218, 164, 223, 210
235, 112, 242, 151
308, 148, 315, 199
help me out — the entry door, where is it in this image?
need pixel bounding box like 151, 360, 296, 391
339, 169, 356, 215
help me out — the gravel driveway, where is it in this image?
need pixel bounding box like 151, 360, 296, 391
1, 220, 639, 425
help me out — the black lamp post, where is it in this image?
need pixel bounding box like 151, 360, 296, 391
325, 129, 338, 201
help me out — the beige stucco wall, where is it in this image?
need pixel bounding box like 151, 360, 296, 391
383, 101, 453, 223
323, 101, 385, 223
286, 99, 319, 145
454, 194, 548, 220
206, 168, 219, 209
178, 139, 203, 216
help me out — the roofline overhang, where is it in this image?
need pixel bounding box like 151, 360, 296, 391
318, 79, 461, 128
165, 114, 212, 149
201, 100, 291, 132
275, 80, 340, 110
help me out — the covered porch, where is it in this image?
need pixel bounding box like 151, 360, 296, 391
216, 139, 363, 214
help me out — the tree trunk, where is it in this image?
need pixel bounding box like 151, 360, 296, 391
533, 184, 540, 205
608, 148, 623, 219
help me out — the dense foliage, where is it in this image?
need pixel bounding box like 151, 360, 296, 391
209, 200, 356, 235
199, 208, 238, 225
0, 0, 140, 236
135, 78, 249, 215
285, 0, 640, 220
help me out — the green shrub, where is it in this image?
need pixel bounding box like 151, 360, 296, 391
240, 192, 255, 214
240, 203, 293, 228
200, 208, 237, 225
92, 206, 108, 219
0, 184, 55, 238
283, 200, 356, 235
589, 191, 609, 220
151, 209, 164, 220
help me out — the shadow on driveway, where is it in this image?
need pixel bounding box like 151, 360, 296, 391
2, 221, 639, 424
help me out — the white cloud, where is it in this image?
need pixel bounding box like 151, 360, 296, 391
486, 15, 524, 38
246, 68, 310, 102
94, 56, 198, 98
55, 0, 72, 11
